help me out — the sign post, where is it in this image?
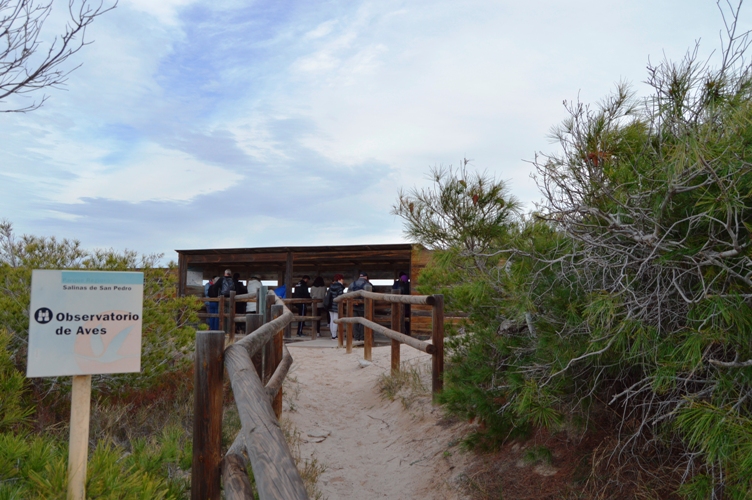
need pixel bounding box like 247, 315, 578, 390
27, 270, 144, 500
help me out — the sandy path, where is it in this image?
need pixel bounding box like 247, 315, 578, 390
283, 341, 471, 500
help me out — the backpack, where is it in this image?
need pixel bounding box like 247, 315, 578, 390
323, 289, 332, 309
350, 278, 366, 292
220, 277, 236, 297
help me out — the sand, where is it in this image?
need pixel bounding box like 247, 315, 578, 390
283, 340, 471, 500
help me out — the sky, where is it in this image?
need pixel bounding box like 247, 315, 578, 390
0, 0, 748, 261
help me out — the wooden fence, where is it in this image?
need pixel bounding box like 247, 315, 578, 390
197, 290, 260, 342
192, 289, 445, 498
333, 290, 444, 394
192, 292, 307, 500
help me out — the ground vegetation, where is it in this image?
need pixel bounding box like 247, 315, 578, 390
0, 220, 202, 497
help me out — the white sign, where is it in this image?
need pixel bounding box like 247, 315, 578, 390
27, 270, 144, 378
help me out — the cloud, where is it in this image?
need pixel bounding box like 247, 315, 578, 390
1, 0, 746, 259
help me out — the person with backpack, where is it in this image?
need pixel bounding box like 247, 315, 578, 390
324, 274, 346, 340
349, 271, 372, 341
209, 269, 236, 298
208, 269, 235, 332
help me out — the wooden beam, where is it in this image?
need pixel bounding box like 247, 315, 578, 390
432, 294, 444, 396
391, 298, 401, 374
224, 344, 308, 499
336, 317, 435, 354
192, 330, 225, 500
364, 296, 373, 361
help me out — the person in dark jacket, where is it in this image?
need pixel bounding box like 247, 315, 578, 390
293, 275, 311, 337
326, 274, 346, 340
208, 269, 234, 332
349, 271, 372, 341
233, 273, 248, 333
205, 276, 220, 330
391, 271, 411, 334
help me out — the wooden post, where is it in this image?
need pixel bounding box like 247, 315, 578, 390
337, 300, 344, 348
364, 297, 373, 361
311, 300, 318, 340
224, 345, 308, 499
431, 295, 444, 397
263, 297, 274, 384
247, 313, 264, 379
67, 374, 92, 500
218, 295, 225, 333
228, 290, 236, 343
271, 304, 284, 418
192, 330, 225, 500
178, 253, 187, 297
284, 252, 293, 301
390, 301, 401, 374
346, 299, 354, 354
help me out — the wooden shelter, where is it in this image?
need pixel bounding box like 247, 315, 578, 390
176, 243, 431, 299
177, 243, 434, 335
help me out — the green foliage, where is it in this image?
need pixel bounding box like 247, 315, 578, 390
393, 161, 520, 253
396, 6, 752, 496
0, 429, 190, 499
0, 219, 202, 394
0, 220, 201, 498
0, 329, 32, 432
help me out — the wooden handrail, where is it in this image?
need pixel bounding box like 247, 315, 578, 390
335, 291, 444, 396
224, 342, 307, 499
195, 292, 306, 500
336, 317, 435, 354
333, 289, 435, 305
234, 298, 293, 357
265, 344, 292, 399
202, 295, 257, 302
281, 297, 323, 304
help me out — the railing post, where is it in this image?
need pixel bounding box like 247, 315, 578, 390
271, 304, 284, 418
311, 299, 318, 340
346, 299, 354, 354
192, 330, 225, 500
364, 296, 373, 361
390, 298, 401, 374
337, 300, 344, 348
228, 290, 236, 342
263, 294, 273, 384
218, 295, 225, 332
247, 313, 264, 379
431, 294, 444, 397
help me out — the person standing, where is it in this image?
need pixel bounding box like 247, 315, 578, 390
205, 276, 220, 330
310, 276, 327, 335
208, 269, 235, 332
391, 271, 411, 334
349, 271, 372, 341
233, 273, 248, 333
293, 275, 311, 337
325, 274, 346, 340
246, 276, 262, 313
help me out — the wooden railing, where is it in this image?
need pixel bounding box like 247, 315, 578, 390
333, 291, 445, 395
192, 292, 307, 500
281, 297, 324, 339
197, 291, 259, 341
